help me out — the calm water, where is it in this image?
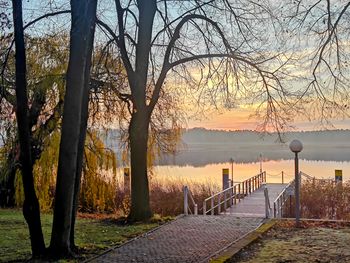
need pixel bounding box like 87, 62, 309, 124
152, 160, 350, 186
109, 131, 350, 186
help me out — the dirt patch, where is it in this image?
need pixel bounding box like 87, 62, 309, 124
229, 220, 350, 263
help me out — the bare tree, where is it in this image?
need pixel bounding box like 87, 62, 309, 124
97, 0, 290, 221
11, 0, 45, 257
284, 0, 350, 125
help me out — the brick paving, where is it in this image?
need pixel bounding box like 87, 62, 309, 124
89, 216, 263, 263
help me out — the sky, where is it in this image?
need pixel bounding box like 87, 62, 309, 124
6, 1, 350, 132
188, 108, 350, 131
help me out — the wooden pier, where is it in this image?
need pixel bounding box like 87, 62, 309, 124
223, 183, 287, 217
184, 171, 290, 218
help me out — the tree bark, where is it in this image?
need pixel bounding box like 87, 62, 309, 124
50, 0, 97, 256
70, 13, 96, 248
125, 0, 156, 222
127, 110, 153, 221
11, 0, 46, 257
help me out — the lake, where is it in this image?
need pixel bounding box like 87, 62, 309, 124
152, 159, 350, 186
108, 129, 350, 186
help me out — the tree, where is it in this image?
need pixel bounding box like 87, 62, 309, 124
284, 0, 350, 125
0, 34, 67, 207
11, 0, 46, 257
97, 0, 288, 221
50, 0, 97, 256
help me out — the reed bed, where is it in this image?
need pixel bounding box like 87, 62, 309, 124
283, 179, 350, 220
114, 177, 220, 217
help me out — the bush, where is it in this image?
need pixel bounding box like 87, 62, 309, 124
149, 179, 219, 216
283, 179, 350, 220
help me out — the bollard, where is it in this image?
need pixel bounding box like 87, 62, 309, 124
222, 168, 230, 190
335, 170, 343, 184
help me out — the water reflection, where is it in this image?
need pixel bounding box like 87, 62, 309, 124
153, 159, 350, 185
158, 143, 350, 167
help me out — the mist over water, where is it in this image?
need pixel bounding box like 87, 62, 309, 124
154, 129, 350, 184
108, 129, 350, 184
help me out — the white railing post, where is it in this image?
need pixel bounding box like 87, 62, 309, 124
203, 201, 206, 215
211, 198, 214, 215
218, 193, 221, 214
238, 184, 241, 202
234, 185, 237, 204
224, 191, 227, 211
194, 204, 198, 215
280, 198, 283, 218
184, 186, 188, 215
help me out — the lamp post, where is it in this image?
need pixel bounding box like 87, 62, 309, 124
259, 153, 263, 173
289, 139, 303, 227
229, 158, 234, 186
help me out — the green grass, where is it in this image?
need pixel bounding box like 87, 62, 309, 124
0, 209, 158, 262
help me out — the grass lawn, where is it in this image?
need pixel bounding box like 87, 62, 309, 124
229, 220, 350, 263
0, 209, 159, 262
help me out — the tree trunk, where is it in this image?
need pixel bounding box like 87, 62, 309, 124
50, 0, 97, 257
11, 0, 46, 257
128, 110, 153, 221
125, 0, 156, 222
70, 15, 96, 249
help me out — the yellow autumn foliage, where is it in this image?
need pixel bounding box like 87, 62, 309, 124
14, 130, 117, 213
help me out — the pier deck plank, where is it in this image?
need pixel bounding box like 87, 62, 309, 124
224, 183, 287, 217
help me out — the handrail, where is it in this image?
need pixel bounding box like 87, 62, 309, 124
183, 186, 198, 215
300, 171, 313, 180
273, 170, 334, 218
273, 178, 295, 218
300, 171, 334, 182
203, 171, 266, 215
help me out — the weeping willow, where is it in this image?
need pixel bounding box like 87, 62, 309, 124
80, 131, 117, 213
14, 130, 117, 212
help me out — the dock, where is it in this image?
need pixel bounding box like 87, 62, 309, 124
224, 183, 287, 217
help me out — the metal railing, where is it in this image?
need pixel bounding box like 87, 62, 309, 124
203, 171, 266, 215
273, 171, 336, 218
300, 171, 334, 183
183, 186, 198, 215
273, 178, 296, 218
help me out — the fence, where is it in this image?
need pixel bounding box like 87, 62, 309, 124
183, 186, 198, 215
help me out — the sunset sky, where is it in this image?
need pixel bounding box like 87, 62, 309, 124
16, 1, 350, 133
188, 108, 350, 131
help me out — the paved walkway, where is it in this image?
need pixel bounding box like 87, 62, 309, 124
225, 183, 287, 217
89, 216, 263, 263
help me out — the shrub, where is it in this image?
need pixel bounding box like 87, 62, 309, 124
283, 179, 350, 220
